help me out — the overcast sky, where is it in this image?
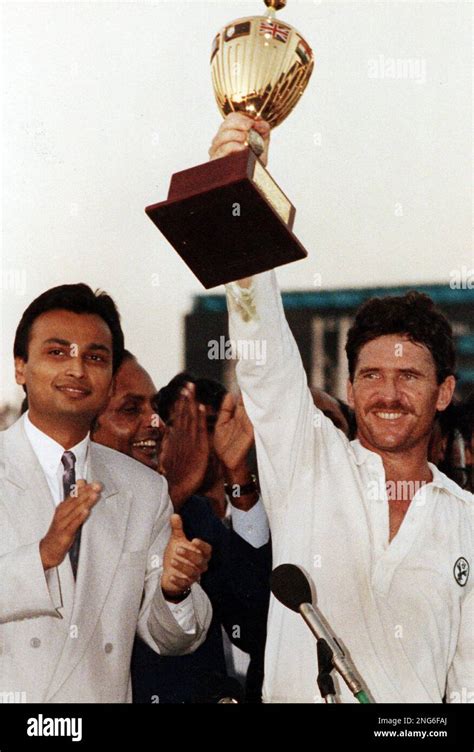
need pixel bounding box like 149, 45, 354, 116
1, 0, 472, 405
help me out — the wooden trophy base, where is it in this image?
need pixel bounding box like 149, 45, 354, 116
145, 148, 308, 289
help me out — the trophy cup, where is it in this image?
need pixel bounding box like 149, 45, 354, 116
145, 0, 314, 288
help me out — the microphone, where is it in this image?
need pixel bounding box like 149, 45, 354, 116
270, 563, 371, 703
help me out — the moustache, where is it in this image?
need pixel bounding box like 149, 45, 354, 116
367, 403, 411, 414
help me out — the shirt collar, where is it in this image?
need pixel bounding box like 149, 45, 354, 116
23, 411, 90, 477
428, 461, 471, 499
349, 437, 467, 498
349, 439, 383, 468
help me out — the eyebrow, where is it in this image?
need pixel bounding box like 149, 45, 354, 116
43, 338, 111, 353
358, 366, 425, 376
120, 393, 146, 402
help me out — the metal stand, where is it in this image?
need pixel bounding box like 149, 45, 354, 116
317, 638, 337, 703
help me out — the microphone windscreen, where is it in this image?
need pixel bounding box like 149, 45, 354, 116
270, 563, 312, 612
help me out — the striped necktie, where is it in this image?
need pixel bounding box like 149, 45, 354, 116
61, 451, 81, 579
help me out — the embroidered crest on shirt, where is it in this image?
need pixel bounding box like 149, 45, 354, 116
453, 557, 469, 587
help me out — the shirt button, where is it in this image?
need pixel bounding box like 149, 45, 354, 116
104, 643, 113, 654
30, 638, 41, 648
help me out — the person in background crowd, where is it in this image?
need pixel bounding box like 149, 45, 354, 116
310, 388, 356, 439
457, 392, 473, 492
429, 400, 472, 491
93, 359, 271, 702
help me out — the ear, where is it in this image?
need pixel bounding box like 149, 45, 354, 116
435, 375, 456, 412
346, 378, 355, 409
14, 357, 27, 386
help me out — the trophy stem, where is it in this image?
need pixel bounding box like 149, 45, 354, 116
264, 0, 287, 12
247, 129, 265, 158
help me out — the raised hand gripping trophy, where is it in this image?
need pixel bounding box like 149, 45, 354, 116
145, 0, 314, 288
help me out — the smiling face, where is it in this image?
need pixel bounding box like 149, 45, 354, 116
92, 357, 161, 470
347, 334, 455, 456
15, 309, 114, 440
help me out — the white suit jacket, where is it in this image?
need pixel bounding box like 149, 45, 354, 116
0, 417, 212, 703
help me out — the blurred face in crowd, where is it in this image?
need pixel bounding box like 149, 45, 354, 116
311, 388, 350, 436
15, 310, 114, 436
428, 418, 448, 465
93, 357, 161, 470
164, 400, 223, 493
347, 334, 455, 455
450, 429, 472, 491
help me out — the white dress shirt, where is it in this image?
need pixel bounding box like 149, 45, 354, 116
23, 412, 195, 629
229, 497, 270, 548
24, 412, 90, 505
222, 497, 270, 682
226, 271, 473, 704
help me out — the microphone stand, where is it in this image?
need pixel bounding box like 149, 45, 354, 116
270, 563, 374, 703
300, 603, 373, 704
316, 639, 337, 704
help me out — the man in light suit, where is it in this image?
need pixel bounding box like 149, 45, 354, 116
0, 283, 212, 703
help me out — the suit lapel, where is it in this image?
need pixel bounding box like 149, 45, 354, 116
1, 418, 57, 544
46, 444, 132, 700
1, 418, 75, 635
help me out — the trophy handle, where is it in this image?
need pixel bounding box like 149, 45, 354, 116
247, 128, 265, 158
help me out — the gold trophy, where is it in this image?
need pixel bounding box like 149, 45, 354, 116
145, 0, 314, 288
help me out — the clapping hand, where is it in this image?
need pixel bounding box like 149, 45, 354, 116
159, 383, 210, 510
161, 514, 212, 601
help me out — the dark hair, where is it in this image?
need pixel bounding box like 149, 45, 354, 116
155, 371, 227, 423
458, 392, 474, 442
436, 401, 460, 438
14, 283, 125, 373
345, 291, 455, 384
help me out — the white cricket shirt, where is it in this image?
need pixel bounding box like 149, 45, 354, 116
226, 270, 473, 704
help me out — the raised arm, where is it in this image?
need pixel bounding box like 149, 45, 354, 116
210, 116, 348, 516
